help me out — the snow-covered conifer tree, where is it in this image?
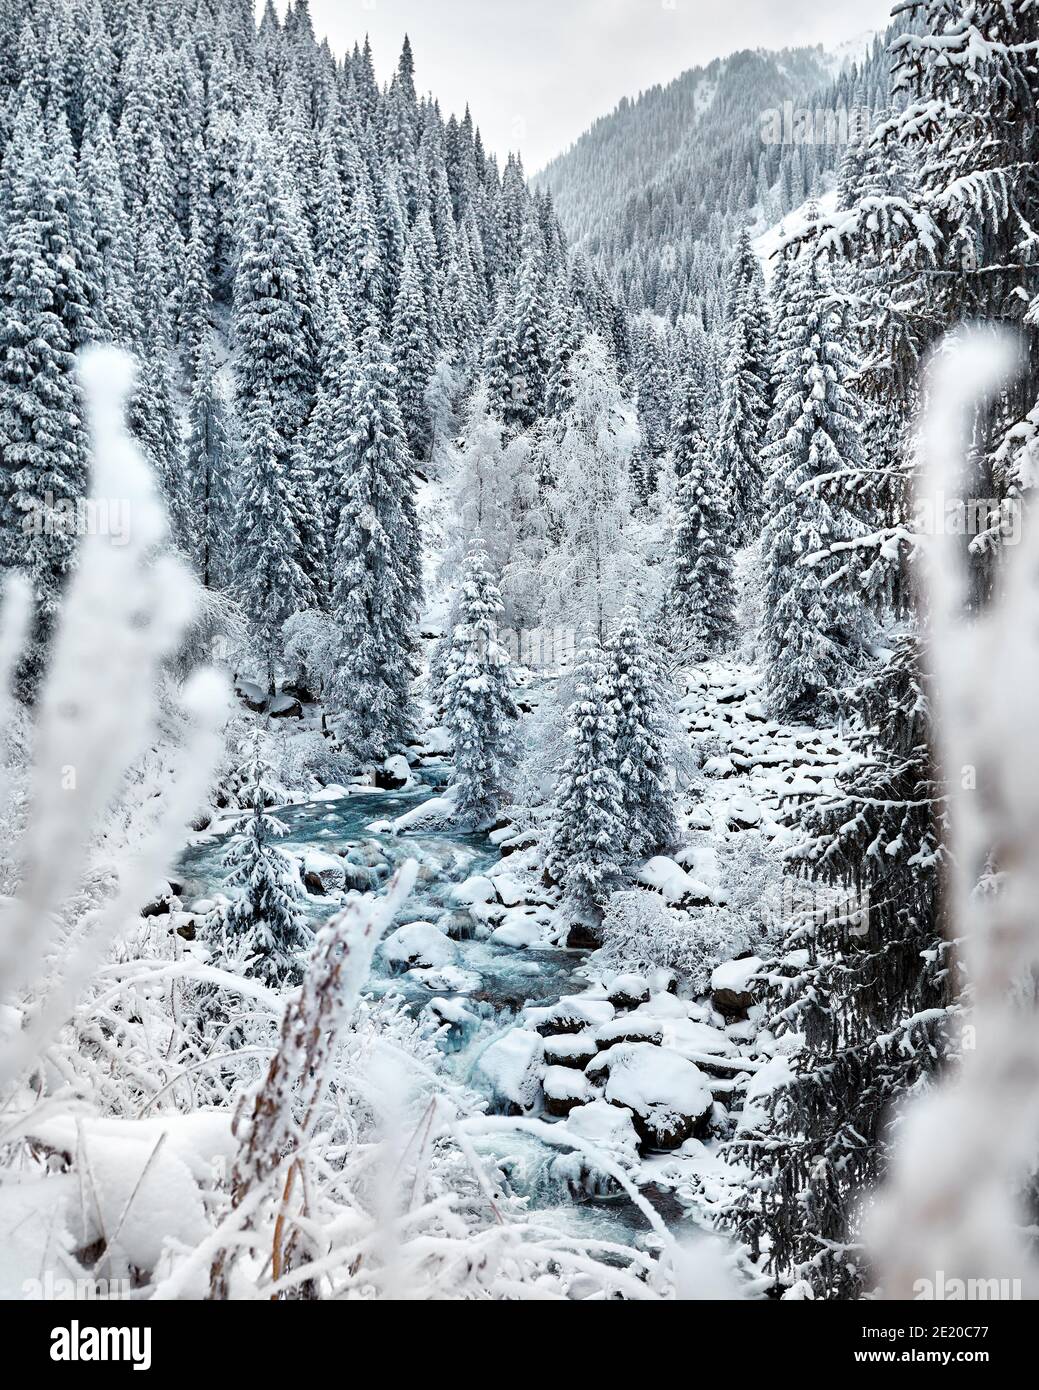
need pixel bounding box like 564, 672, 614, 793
441, 546, 518, 827
670, 379, 737, 654
607, 615, 679, 860
233, 390, 310, 693
714, 227, 772, 542
760, 248, 871, 720
390, 240, 434, 459
222, 773, 312, 989
546, 643, 625, 922
326, 325, 421, 763
186, 342, 235, 591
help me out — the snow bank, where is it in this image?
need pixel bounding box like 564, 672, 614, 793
23, 1112, 235, 1276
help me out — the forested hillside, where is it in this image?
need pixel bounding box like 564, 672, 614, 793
536, 34, 896, 320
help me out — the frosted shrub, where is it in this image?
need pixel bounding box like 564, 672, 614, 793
718, 831, 784, 942
597, 889, 744, 993
270, 727, 350, 795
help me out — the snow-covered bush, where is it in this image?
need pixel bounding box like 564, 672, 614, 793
268, 727, 351, 795
596, 889, 748, 994
598, 889, 728, 989
282, 608, 339, 697
717, 830, 785, 943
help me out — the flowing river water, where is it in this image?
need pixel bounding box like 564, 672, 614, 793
177, 773, 686, 1248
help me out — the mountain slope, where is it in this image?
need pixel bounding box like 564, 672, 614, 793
535, 37, 895, 320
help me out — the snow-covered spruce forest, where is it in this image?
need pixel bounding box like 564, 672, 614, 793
1, 0, 1039, 1305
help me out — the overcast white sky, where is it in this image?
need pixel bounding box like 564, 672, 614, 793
272, 0, 895, 171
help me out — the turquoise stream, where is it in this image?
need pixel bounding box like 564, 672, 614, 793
177, 775, 681, 1245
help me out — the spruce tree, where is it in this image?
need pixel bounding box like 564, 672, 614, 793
130, 218, 191, 546
327, 325, 421, 764
714, 227, 771, 542
186, 342, 235, 591
232, 138, 318, 450
441, 546, 519, 828
607, 615, 679, 861
671, 449, 737, 656
233, 390, 310, 694
508, 223, 550, 430
547, 643, 625, 923
760, 249, 870, 721
390, 241, 434, 460
222, 774, 312, 989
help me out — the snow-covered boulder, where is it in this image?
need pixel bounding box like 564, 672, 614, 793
309, 783, 350, 802
490, 871, 526, 907
723, 794, 762, 832
376, 754, 413, 790
634, 991, 693, 1020
488, 914, 543, 949
592, 1015, 664, 1050
475, 1029, 545, 1114
386, 787, 459, 833
543, 1065, 592, 1118
661, 1017, 736, 1059
428, 997, 480, 1034
566, 1099, 640, 1165
235, 679, 267, 713
637, 856, 716, 906
543, 1032, 598, 1070
300, 850, 346, 896
497, 829, 539, 856
382, 921, 457, 971
532, 995, 615, 1037
407, 964, 482, 994
269, 693, 303, 720
606, 972, 650, 1010
601, 1044, 713, 1150
737, 1054, 793, 1135
140, 880, 180, 917
710, 956, 762, 1017
449, 875, 497, 907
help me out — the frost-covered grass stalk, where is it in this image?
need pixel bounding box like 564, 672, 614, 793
0, 347, 229, 1090
870, 329, 1039, 1299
